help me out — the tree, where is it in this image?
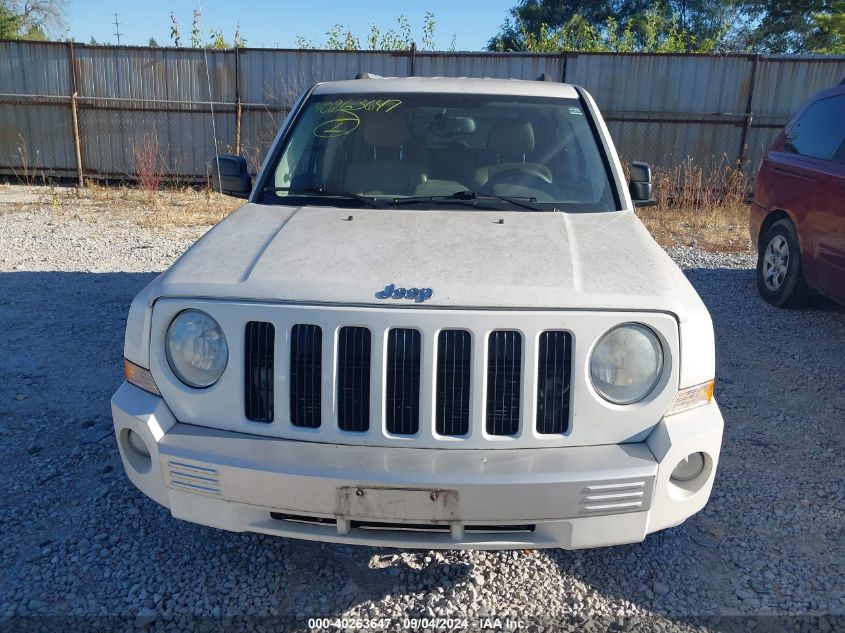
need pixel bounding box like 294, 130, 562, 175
0, 5, 23, 38
488, 0, 845, 53
740, 0, 844, 52
487, 0, 742, 51
813, 0, 845, 51
148, 37, 158, 47
1, 0, 66, 39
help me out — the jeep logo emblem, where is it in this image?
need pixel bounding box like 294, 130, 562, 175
375, 284, 433, 303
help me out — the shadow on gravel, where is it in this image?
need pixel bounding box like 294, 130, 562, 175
550, 267, 844, 626
1, 268, 842, 629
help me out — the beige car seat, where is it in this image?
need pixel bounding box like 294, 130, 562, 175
474, 121, 552, 187
344, 115, 428, 196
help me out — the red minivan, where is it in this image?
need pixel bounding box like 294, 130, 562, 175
751, 81, 845, 307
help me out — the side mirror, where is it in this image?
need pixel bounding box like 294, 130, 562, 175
210, 155, 252, 199
629, 161, 656, 208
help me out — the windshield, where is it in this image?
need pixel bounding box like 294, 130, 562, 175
260, 91, 620, 212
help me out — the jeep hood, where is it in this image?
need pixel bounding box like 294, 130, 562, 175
145, 203, 692, 319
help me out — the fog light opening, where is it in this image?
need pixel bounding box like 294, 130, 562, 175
120, 428, 152, 474
127, 429, 150, 457
670, 452, 705, 482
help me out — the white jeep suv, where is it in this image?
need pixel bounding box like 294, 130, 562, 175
112, 76, 723, 549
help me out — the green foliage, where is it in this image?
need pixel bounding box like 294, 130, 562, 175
208, 28, 227, 50
812, 0, 845, 52
191, 8, 202, 48
0, 5, 23, 39
1, 0, 65, 40
148, 37, 158, 48
170, 12, 181, 47
491, 0, 845, 53
296, 13, 437, 50
510, 8, 720, 53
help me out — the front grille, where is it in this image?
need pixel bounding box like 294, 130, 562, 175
337, 327, 371, 432
486, 331, 522, 436
240, 316, 578, 447
290, 324, 322, 428
436, 330, 471, 436
244, 321, 275, 422
385, 328, 421, 435
536, 331, 572, 434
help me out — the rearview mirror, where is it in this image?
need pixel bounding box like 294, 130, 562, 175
210, 155, 252, 199
629, 161, 656, 208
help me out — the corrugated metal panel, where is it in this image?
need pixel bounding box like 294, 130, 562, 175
2, 42, 844, 182
567, 53, 753, 114
239, 107, 284, 173
73, 46, 236, 105
0, 41, 71, 95
743, 126, 782, 176
0, 102, 75, 176
751, 56, 845, 118
415, 53, 563, 80
238, 50, 411, 105
607, 118, 742, 169
78, 108, 235, 177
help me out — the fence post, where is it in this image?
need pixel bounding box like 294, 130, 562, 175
67, 42, 84, 188
234, 47, 242, 155
409, 42, 416, 76
737, 54, 760, 168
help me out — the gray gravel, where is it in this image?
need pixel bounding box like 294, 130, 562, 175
1, 194, 843, 632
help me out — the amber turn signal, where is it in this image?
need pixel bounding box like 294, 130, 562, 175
124, 358, 161, 396
665, 379, 714, 416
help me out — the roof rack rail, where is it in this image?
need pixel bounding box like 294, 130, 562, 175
536, 73, 555, 82
355, 72, 382, 79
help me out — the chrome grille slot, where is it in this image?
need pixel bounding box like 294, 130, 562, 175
290, 324, 322, 428
536, 330, 572, 434
486, 331, 522, 436
337, 326, 371, 432
386, 328, 421, 435
244, 321, 274, 423
436, 329, 471, 436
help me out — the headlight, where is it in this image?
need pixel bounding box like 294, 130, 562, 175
166, 310, 228, 388
590, 323, 663, 404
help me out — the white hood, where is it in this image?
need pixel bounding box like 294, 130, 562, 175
145, 203, 691, 319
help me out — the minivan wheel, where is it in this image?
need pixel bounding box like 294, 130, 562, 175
757, 219, 810, 308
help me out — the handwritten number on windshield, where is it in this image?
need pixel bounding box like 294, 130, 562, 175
313, 98, 403, 138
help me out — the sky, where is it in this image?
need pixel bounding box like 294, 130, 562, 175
65, 0, 515, 50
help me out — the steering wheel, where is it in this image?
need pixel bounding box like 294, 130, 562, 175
483, 167, 559, 200
485, 167, 553, 189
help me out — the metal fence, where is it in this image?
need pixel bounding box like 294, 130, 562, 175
2, 40, 845, 184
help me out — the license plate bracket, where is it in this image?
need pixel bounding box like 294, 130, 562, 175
335, 486, 459, 521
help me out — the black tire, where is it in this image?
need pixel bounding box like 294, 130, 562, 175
756, 218, 811, 308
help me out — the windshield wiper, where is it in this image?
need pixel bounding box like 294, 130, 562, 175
391, 190, 543, 211
264, 186, 386, 209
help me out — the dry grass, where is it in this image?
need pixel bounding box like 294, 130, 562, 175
635, 156, 752, 252
80, 182, 242, 229
130, 133, 167, 196
2, 155, 754, 252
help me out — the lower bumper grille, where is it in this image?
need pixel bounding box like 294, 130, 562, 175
269, 512, 535, 534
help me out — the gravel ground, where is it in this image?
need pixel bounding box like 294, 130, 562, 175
1, 191, 843, 632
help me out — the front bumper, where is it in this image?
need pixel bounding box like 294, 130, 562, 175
111, 382, 723, 550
